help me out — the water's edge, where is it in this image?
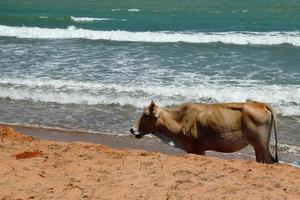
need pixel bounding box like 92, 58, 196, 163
2, 122, 299, 168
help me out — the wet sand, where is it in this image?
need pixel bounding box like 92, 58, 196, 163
1, 125, 300, 199
13, 125, 185, 155
13, 124, 256, 161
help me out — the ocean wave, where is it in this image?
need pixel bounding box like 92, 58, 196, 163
277, 143, 300, 155
2, 15, 126, 24
127, 9, 140, 12
0, 78, 299, 116
70, 16, 114, 22
1, 25, 300, 46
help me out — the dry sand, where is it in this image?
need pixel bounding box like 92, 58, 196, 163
0, 125, 299, 200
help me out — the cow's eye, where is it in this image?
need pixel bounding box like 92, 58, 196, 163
143, 114, 150, 118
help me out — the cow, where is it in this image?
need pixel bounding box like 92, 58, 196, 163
130, 101, 278, 164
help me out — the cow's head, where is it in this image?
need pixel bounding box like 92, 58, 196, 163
130, 101, 161, 138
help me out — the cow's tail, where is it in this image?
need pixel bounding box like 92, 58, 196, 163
266, 104, 278, 162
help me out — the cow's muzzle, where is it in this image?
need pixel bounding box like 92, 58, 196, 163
130, 128, 144, 138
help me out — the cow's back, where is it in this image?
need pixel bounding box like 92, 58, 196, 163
194, 103, 243, 135
176, 101, 269, 138
189, 103, 247, 152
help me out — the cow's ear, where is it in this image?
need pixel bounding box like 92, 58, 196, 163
149, 101, 156, 112
149, 101, 159, 118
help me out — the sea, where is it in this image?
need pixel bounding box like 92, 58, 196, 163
0, 0, 299, 166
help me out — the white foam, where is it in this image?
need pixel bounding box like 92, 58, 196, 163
127, 9, 140, 12
1, 25, 300, 46
0, 78, 150, 107
277, 143, 300, 155
70, 16, 113, 22
278, 105, 300, 116
0, 85, 144, 107
0, 78, 299, 116
279, 161, 300, 168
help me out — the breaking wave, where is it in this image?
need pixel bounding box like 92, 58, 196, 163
278, 143, 300, 155
1, 25, 300, 46
127, 9, 140, 12
70, 16, 114, 22
0, 78, 299, 116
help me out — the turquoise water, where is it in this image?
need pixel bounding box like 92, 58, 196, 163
0, 0, 300, 164
1, 0, 300, 31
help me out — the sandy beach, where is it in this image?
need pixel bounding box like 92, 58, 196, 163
1, 1, 300, 199
0, 125, 299, 200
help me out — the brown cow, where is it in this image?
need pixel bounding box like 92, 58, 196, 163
130, 101, 278, 164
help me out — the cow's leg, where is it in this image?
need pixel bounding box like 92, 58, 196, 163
253, 145, 263, 162
257, 122, 276, 164
244, 125, 275, 164
264, 148, 276, 164
251, 141, 266, 163
261, 138, 276, 164
188, 144, 205, 155
185, 141, 205, 155
247, 124, 275, 164
195, 140, 206, 155
243, 120, 275, 163
197, 148, 206, 155
252, 141, 275, 164
242, 101, 276, 164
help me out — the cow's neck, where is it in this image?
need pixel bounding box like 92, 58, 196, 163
159, 108, 183, 136
157, 108, 196, 153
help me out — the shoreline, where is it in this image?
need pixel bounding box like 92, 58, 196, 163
11, 123, 258, 161
12, 124, 185, 156
3, 123, 300, 167
0, 125, 299, 199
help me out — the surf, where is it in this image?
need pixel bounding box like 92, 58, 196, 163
70, 16, 114, 22
0, 78, 299, 116
1, 25, 300, 46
